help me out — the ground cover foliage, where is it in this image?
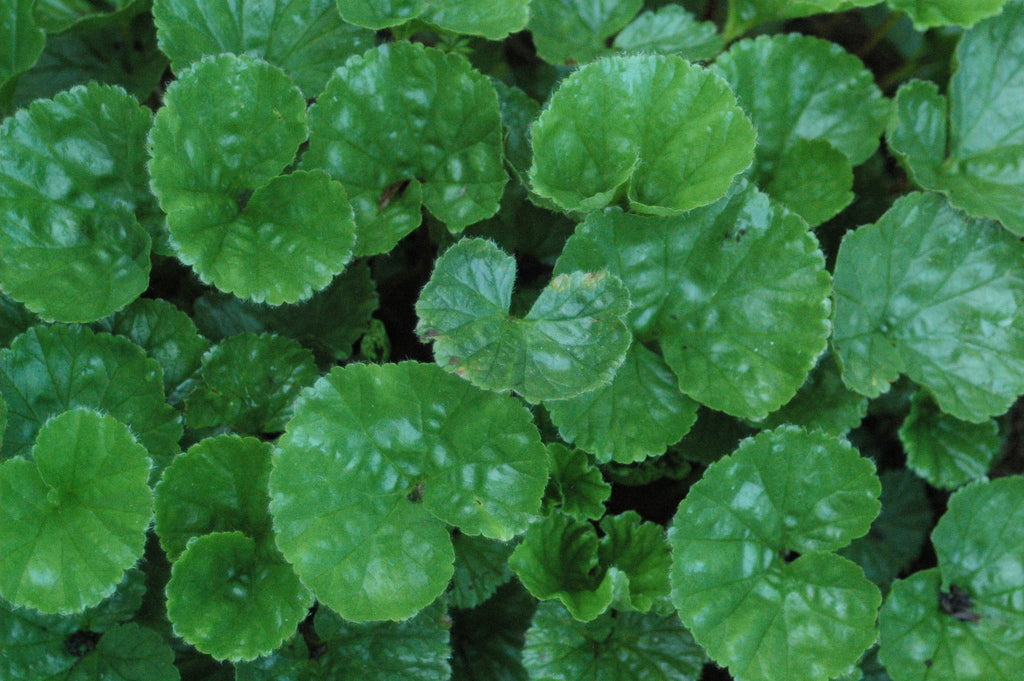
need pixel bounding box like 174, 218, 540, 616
1, 0, 1024, 680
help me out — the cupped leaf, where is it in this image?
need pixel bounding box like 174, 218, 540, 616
303, 42, 505, 256
546, 343, 699, 464
155, 435, 274, 561
613, 5, 723, 61
555, 182, 831, 420
0, 324, 181, 462
528, 0, 642, 65
270, 361, 548, 621
149, 54, 355, 303
336, 0, 529, 38
886, 0, 1009, 29
153, 0, 374, 97
669, 426, 882, 681
451, 581, 534, 681
184, 333, 319, 435
450, 533, 515, 610
832, 192, 1024, 421
900, 392, 1000, 489
0, 83, 153, 322
166, 531, 311, 662
416, 238, 631, 403
543, 443, 611, 521
0, 409, 153, 614
34, 0, 148, 33
887, 3, 1024, 234
523, 602, 706, 681
0, 0, 45, 84
529, 53, 755, 215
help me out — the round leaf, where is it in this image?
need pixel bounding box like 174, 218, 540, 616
669, 426, 882, 681
0, 83, 153, 322
303, 42, 505, 256
763, 138, 855, 226
613, 6, 724, 61
0, 409, 153, 614
269, 361, 548, 621
886, 0, 1009, 29
149, 54, 355, 304
555, 182, 831, 420
153, 0, 374, 97
166, 531, 311, 661
337, 0, 529, 38
529, 53, 755, 215
723, 0, 856, 38
416, 238, 632, 403
0, 324, 182, 462
528, 0, 642, 65
832, 192, 1024, 421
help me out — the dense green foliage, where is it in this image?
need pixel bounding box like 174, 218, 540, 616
1, 1, 1024, 680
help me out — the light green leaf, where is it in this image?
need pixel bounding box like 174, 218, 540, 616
0, 409, 152, 614
832, 192, 1024, 421
528, 0, 642, 65
599, 511, 673, 614
184, 333, 319, 435
416, 238, 631, 403
900, 392, 1000, 489
303, 42, 505, 256
530, 53, 755, 214
543, 443, 611, 520
613, 5, 723, 61
554, 182, 831, 420
93, 298, 210, 398
840, 469, 933, 587
0, 325, 182, 462
270, 361, 547, 621
336, 0, 529, 38
0, 0, 45, 83
887, 3, 1024, 234
669, 426, 882, 681
523, 602, 706, 681
546, 343, 699, 464
149, 54, 355, 304
0, 83, 153, 323
451, 581, 534, 681
166, 532, 311, 662
886, 0, 1009, 29
153, 0, 374, 97
34, 0, 148, 33
155, 435, 274, 561
450, 532, 515, 610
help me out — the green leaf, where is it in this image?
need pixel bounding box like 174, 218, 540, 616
764, 138, 855, 226
166, 531, 311, 662
886, 0, 1009, 29
93, 298, 211, 398
528, 0, 642, 65
0, 409, 152, 614
546, 343, 699, 464
554, 182, 831, 420
0, 325, 182, 463
840, 469, 933, 587
492, 80, 539, 183
303, 42, 505, 256
899, 392, 1001, 489
753, 350, 868, 436
34, 0, 148, 33
522, 602, 706, 681
450, 532, 515, 610
603, 449, 692, 487
0, 0, 45, 83
415, 238, 631, 403
672, 407, 757, 466
887, 4, 1024, 234
0, 295, 39, 348
451, 581, 534, 681
269, 361, 547, 621
723, 0, 868, 39
529, 53, 755, 214
154, 435, 274, 561
543, 443, 611, 521
832, 192, 1024, 421
0, 83, 153, 322
184, 333, 319, 435
336, 0, 529, 38
0, 393, 5, 451
669, 426, 882, 681
613, 5, 723, 61
153, 0, 374, 98
148, 54, 356, 304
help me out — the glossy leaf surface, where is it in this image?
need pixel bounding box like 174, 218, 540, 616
153, 0, 374, 96
613, 5, 723, 61
670, 426, 882, 681
528, 0, 641, 65
149, 54, 355, 303
0, 325, 181, 462
529, 53, 755, 215
0, 410, 152, 613
270, 361, 547, 621
0, 0, 44, 83
336, 0, 529, 38
900, 393, 1000, 489
543, 443, 611, 521
754, 351, 868, 435
555, 183, 831, 420
0, 83, 153, 322
886, 0, 1009, 28
832, 192, 1024, 421
416, 238, 631, 403
303, 42, 504, 255
724, 0, 865, 38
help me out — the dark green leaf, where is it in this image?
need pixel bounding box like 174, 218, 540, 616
543, 443, 611, 520
451, 581, 534, 681
0, 0, 45, 84
450, 533, 515, 610
336, 0, 529, 38
34, 0, 148, 33
886, 0, 1009, 28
